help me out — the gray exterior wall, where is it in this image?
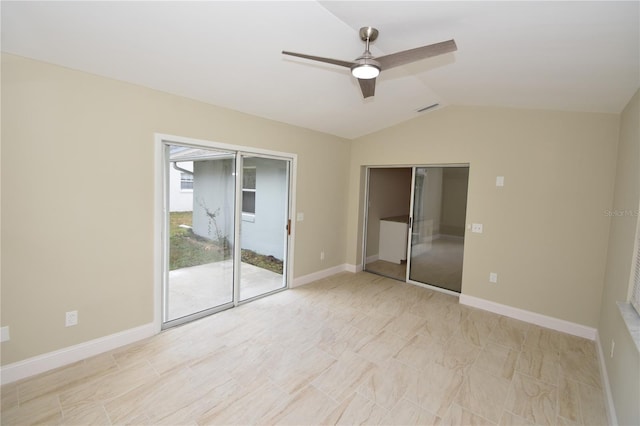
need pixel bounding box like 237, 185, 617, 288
240, 157, 288, 259
191, 157, 288, 260
192, 158, 236, 246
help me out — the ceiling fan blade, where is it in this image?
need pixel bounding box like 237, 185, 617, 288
376, 39, 457, 70
358, 78, 376, 98
282, 51, 354, 68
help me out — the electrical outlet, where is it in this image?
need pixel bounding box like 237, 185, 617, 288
65, 311, 78, 327
610, 339, 615, 358
489, 272, 498, 283
471, 223, 483, 233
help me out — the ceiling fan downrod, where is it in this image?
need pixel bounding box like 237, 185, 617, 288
359, 26, 379, 53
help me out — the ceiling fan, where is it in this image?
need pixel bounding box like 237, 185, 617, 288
282, 27, 457, 98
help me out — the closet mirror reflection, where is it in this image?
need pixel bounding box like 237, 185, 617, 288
363, 165, 469, 293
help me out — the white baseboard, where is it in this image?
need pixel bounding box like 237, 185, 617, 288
3, 265, 354, 384
365, 254, 379, 264
346, 263, 363, 273
291, 264, 350, 287
595, 332, 619, 426
1, 323, 157, 385
459, 294, 597, 340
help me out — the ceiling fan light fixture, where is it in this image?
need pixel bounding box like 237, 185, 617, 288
351, 64, 380, 79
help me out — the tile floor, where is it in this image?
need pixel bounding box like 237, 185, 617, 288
1, 272, 608, 425
366, 237, 464, 293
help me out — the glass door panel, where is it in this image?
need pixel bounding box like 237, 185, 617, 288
238, 155, 289, 301
408, 166, 469, 293
164, 145, 236, 325
363, 167, 412, 281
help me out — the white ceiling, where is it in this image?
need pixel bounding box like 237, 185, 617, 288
2, 1, 638, 139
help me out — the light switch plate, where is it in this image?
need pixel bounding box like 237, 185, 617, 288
65, 311, 78, 327
496, 176, 505, 187
296, 212, 304, 221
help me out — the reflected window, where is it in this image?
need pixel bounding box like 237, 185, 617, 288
180, 172, 193, 190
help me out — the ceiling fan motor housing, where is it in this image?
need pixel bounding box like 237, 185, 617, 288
359, 27, 379, 43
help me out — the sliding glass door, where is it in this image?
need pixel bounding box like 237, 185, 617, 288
164, 145, 236, 325
163, 144, 291, 328
363, 167, 413, 281
238, 156, 290, 301
407, 167, 469, 293
362, 165, 469, 294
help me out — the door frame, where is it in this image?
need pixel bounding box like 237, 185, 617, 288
362, 163, 469, 296
154, 134, 297, 331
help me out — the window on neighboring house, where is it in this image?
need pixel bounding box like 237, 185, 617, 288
180, 172, 193, 190
242, 167, 256, 215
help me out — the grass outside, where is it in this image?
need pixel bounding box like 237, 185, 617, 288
170, 211, 283, 274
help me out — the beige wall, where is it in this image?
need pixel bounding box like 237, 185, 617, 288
597, 89, 640, 425
347, 105, 619, 327
0, 54, 350, 365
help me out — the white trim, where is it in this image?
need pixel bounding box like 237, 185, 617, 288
287, 159, 297, 293
154, 139, 165, 331
0, 323, 156, 385
241, 212, 256, 223
595, 331, 619, 426
365, 254, 379, 264
346, 263, 363, 273
292, 264, 350, 287
459, 294, 597, 340
156, 133, 297, 161
361, 167, 371, 274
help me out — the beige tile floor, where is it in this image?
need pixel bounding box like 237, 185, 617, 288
1, 272, 608, 425
366, 237, 464, 293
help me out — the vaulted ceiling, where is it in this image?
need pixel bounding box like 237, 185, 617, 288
2, 1, 638, 139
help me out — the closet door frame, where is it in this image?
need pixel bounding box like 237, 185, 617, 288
361, 163, 469, 296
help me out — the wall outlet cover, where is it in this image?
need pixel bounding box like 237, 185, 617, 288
0, 326, 9, 342
65, 311, 78, 327
472, 223, 483, 233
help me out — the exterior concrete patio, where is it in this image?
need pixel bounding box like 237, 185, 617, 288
167, 260, 284, 321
